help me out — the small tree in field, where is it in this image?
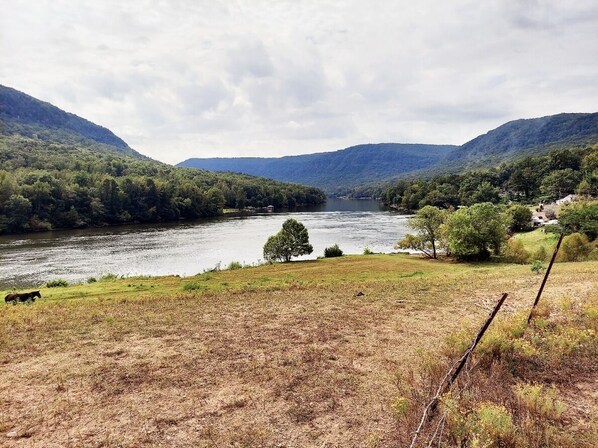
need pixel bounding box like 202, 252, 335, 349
263, 218, 313, 262
396, 205, 447, 258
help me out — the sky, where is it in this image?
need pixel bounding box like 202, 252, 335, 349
1, 0, 597, 164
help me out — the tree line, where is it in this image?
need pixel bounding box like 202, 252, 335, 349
0, 136, 326, 234
380, 146, 598, 211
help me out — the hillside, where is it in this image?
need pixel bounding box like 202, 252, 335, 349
0, 86, 325, 234
179, 113, 598, 194
178, 143, 456, 193
445, 112, 598, 168
0, 84, 145, 159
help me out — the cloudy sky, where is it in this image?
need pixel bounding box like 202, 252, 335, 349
1, 1, 597, 164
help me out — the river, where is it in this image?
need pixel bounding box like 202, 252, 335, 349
0, 199, 411, 288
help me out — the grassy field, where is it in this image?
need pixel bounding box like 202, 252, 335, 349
1, 254, 597, 447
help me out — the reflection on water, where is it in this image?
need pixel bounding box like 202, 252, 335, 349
0, 199, 411, 288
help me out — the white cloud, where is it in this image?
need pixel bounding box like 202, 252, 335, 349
1, 0, 597, 163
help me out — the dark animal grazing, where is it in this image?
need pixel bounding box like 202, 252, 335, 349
4, 291, 42, 304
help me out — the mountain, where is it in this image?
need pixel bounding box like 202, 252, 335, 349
0, 84, 145, 158
445, 112, 598, 168
178, 143, 456, 193
179, 112, 598, 193
0, 86, 325, 234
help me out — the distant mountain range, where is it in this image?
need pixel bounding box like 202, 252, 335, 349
179, 112, 598, 193
178, 143, 456, 192
0, 84, 145, 159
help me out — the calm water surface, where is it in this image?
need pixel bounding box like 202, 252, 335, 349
0, 199, 411, 288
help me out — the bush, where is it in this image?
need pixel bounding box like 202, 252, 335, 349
227, 261, 243, 270
363, 247, 373, 255
87, 277, 97, 283
46, 279, 68, 288
324, 244, 343, 258
100, 273, 119, 281
502, 238, 530, 263
557, 232, 591, 262
182, 282, 206, 291
531, 245, 548, 262
531, 260, 545, 274
558, 200, 598, 240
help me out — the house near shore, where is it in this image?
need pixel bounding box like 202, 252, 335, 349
556, 194, 576, 205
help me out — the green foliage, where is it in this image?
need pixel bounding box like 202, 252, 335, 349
0, 135, 325, 235
557, 232, 592, 262
263, 219, 313, 262
531, 260, 546, 274
323, 244, 343, 258
363, 247, 373, 255
87, 277, 97, 283
100, 273, 119, 281
506, 204, 533, 232
558, 200, 598, 240
513, 383, 565, 420
502, 238, 530, 264
403, 205, 448, 258
531, 245, 548, 263
46, 279, 69, 288
227, 261, 243, 270
182, 281, 205, 291
381, 145, 598, 212
444, 203, 508, 260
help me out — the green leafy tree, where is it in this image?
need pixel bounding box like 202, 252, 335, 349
396, 205, 447, 258
506, 204, 533, 232
263, 218, 313, 262
444, 203, 508, 260
540, 168, 581, 200
558, 201, 598, 241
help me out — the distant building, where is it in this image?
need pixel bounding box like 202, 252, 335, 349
556, 194, 576, 205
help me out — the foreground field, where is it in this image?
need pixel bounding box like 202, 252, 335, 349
1, 255, 597, 447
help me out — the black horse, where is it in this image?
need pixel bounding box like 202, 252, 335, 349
4, 291, 42, 304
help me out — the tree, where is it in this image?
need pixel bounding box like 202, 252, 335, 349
263, 218, 313, 262
396, 205, 447, 258
506, 204, 532, 232
558, 201, 598, 241
444, 203, 508, 260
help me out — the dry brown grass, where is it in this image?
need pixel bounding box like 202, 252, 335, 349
1, 256, 596, 447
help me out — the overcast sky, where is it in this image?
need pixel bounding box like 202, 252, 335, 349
1, 1, 597, 164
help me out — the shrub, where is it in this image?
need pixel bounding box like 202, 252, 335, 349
557, 232, 591, 262
87, 277, 97, 283
46, 279, 68, 288
513, 383, 566, 420
502, 238, 530, 263
324, 244, 343, 258
100, 273, 119, 281
531, 245, 548, 262
182, 282, 205, 291
363, 247, 373, 255
227, 261, 243, 270
531, 260, 545, 274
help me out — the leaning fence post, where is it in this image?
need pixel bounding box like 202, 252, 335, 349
527, 232, 564, 325
409, 293, 509, 448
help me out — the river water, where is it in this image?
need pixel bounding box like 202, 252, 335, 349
0, 199, 411, 288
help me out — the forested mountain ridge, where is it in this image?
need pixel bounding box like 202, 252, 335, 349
180, 113, 598, 194
446, 112, 598, 168
0, 84, 145, 159
0, 87, 325, 234
178, 143, 456, 193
